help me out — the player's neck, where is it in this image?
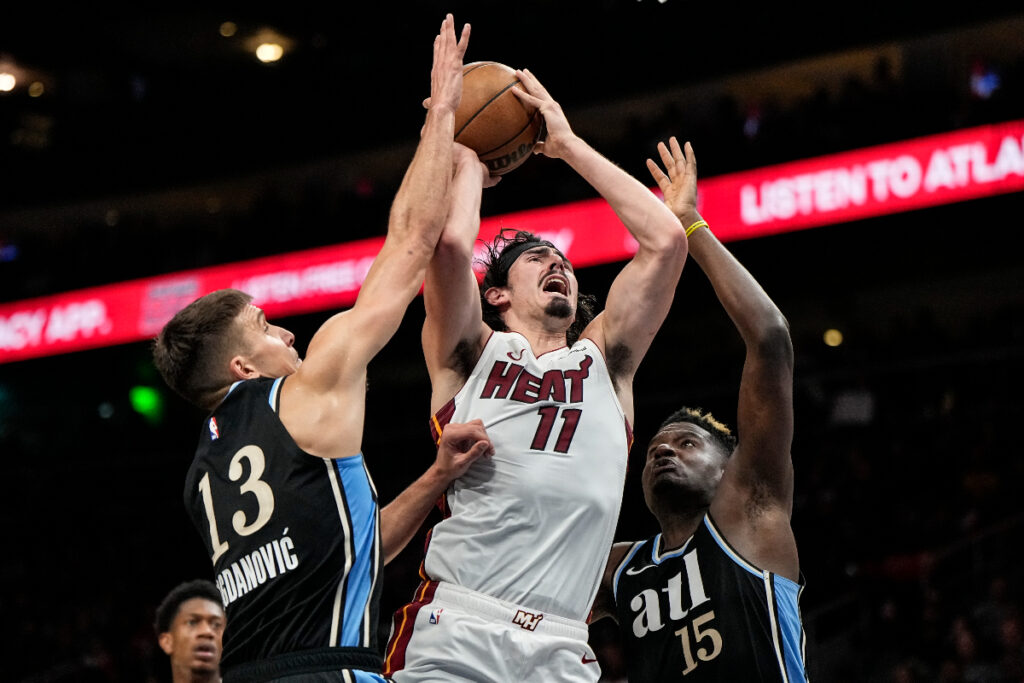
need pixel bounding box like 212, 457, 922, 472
516, 329, 568, 356
503, 314, 570, 355
658, 512, 703, 551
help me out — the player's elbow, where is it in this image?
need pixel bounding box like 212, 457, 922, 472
648, 220, 688, 262
436, 227, 474, 258
753, 316, 794, 368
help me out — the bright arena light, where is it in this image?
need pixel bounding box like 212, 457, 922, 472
255, 42, 284, 63
0, 73, 16, 92
244, 27, 293, 64
824, 328, 844, 347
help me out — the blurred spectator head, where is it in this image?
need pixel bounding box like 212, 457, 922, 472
154, 580, 225, 682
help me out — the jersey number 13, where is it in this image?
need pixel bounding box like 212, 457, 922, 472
197, 445, 276, 563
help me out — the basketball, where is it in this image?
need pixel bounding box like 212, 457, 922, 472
455, 62, 544, 176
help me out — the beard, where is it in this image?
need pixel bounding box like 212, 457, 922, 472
646, 477, 713, 517
544, 297, 574, 320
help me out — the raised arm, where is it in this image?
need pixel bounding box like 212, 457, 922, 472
280, 15, 469, 459
380, 420, 493, 564
512, 71, 687, 400
652, 147, 797, 576
323, 15, 469, 372
421, 143, 496, 412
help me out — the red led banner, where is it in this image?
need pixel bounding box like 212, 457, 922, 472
698, 118, 1024, 240
2, 120, 1022, 364
0, 239, 384, 364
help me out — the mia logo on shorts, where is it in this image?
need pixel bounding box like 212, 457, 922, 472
512, 609, 544, 631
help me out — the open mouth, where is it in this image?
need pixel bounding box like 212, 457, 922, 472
651, 459, 677, 476
542, 276, 569, 296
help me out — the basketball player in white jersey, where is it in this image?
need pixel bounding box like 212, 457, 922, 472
384, 69, 695, 682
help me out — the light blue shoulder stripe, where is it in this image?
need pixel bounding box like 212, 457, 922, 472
334, 453, 378, 648
703, 515, 763, 578
269, 376, 284, 410
774, 576, 809, 682
704, 515, 807, 681
351, 672, 390, 683
611, 540, 646, 603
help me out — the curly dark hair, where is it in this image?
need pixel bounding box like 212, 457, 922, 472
478, 229, 597, 346
153, 579, 223, 635
656, 406, 738, 458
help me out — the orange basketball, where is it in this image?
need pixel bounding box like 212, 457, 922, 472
454, 62, 544, 176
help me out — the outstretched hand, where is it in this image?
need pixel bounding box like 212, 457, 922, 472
435, 419, 494, 481
429, 14, 471, 116
510, 68, 575, 159
646, 137, 699, 223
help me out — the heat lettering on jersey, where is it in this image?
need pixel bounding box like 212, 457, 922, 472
479, 356, 593, 404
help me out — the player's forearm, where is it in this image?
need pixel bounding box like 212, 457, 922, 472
423, 159, 486, 347
439, 158, 485, 255
425, 166, 481, 300
560, 136, 684, 253
379, 465, 451, 565
389, 108, 457, 254
689, 228, 790, 351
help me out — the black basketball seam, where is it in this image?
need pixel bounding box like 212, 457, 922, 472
478, 110, 542, 157
455, 79, 522, 139
462, 61, 494, 76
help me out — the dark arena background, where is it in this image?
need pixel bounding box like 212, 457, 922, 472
2, 3, 1023, 681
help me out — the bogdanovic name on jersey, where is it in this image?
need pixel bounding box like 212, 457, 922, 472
215, 527, 300, 607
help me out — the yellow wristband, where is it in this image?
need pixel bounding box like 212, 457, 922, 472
685, 219, 708, 237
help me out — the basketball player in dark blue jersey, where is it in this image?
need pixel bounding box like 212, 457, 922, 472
153, 15, 495, 682
590, 137, 809, 682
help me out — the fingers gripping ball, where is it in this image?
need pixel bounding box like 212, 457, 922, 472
454, 62, 544, 176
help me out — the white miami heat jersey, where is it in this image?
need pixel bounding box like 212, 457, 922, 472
423, 331, 632, 620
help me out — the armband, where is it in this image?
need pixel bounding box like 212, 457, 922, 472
685, 219, 709, 237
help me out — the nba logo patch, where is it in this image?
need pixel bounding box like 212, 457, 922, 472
209, 417, 220, 440
428, 608, 443, 625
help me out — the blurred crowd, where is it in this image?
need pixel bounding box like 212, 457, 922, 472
2, 31, 1022, 304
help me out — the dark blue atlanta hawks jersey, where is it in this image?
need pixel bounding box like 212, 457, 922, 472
612, 514, 808, 682
184, 377, 383, 677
